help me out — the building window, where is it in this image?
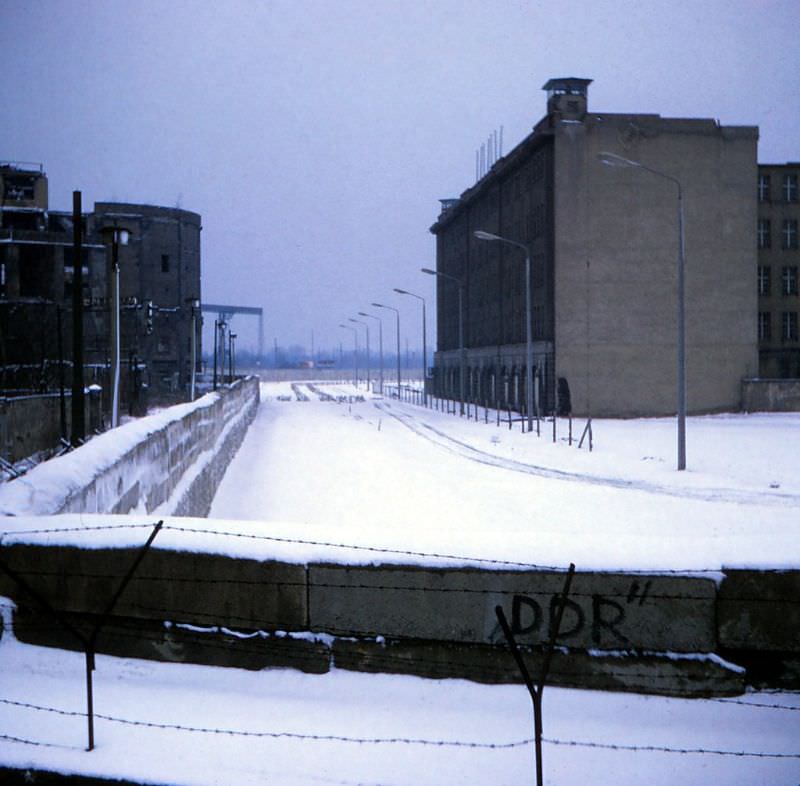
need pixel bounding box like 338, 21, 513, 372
161, 254, 170, 273
758, 219, 771, 249
782, 311, 798, 342
783, 173, 798, 203
782, 220, 798, 250
758, 311, 772, 341
758, 173, 771, 202
758, 265, 771, 296
782, 266, 798, 296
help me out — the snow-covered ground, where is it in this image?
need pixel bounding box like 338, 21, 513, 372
206, 381, 800, 572
1, 603, 798, 786
1, 380, 799, 783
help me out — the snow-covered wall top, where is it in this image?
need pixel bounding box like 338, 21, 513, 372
0, 378, 259, 517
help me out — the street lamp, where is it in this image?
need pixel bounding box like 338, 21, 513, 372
228, 332, 237, 382
100, 225, 130, 428
372, 302, 401, 397
473, 231, 535, 433
349, 317, 370, 391
186, 297, 200, 401
339, 323, 359, 388
394, 287, 428, 406
359, 311, 383, 394
421, 268, 465, 415
597, 151, 686, 470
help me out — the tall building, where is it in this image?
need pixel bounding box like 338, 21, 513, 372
429, 78, 759, 417
756, 164, 800, 378
0, 161, 202, 408
90, 203, 202, 401
0, 162, 107, 394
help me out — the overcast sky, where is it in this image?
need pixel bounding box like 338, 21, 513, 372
2, 0, 799, 356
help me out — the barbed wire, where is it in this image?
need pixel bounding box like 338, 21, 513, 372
2, 697, 798, 759
1, 520, 734, 575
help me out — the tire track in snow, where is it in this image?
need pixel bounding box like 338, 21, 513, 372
375, 402, 800, 508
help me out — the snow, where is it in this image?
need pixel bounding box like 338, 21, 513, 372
1, 381, 799, 783
1, 381, 799, 574
0, 392, 222, 516
1, 600, 798, 786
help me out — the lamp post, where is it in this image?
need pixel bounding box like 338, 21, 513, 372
394, 288, 428, 406
597, 151, 686, 471
71, 190, 85, 445
186, 298, 199, 401
339, 323, 359, 388
100, 225, 130, 428
372, 302, 401, 398
359, 311, 383, 394
473, 231, 534, 433
349, 317, 370, 391
422, 267, 465, 416
229, 332, 237, 382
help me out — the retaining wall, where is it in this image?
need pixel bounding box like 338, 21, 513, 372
1, 543, 796, 696
742, 378, 800, 412
0, 377, 259, 517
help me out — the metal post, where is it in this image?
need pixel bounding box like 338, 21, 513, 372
349, 318, 370, 391
473, 233, 533, 432
70, 191, 85, 445
677, 185, 687, 471
56, 305, 66, 441
393, 289, 428, 406
495, 563, 575, 786
524, 251, 533, 434
372, 303, 401, 397
339, 324, 358, 388
359, 312, 383, 394
110, 240, 120, 427
597, 151, 687, 470
189, 303, 197, 401
213, 319, 219, 390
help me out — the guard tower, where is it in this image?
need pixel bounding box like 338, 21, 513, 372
542, 77, 592, 121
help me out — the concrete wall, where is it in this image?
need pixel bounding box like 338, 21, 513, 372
58, 377, 258, 516
742, 378, 800, 411
0, 377, 258, 516
0, 390, 103, 465
2, 543, 795, 696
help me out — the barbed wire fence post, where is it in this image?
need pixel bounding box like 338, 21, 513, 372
496, 562, 576, 786
0, 519, 163, 751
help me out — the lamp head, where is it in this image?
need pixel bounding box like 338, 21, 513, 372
597, 151, 641, 169
421, 268, 436, 276
473, 230, 501, 242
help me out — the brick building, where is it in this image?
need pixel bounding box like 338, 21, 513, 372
429, 78, 759, 417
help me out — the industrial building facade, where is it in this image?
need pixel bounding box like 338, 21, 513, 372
430, 78, 759, 417
0, 161, 201, 414
757, 163, 800, 378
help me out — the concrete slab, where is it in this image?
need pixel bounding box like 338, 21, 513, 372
718, 569, 800, 652
309, 564, 717, 652
0, 545, 308, 631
